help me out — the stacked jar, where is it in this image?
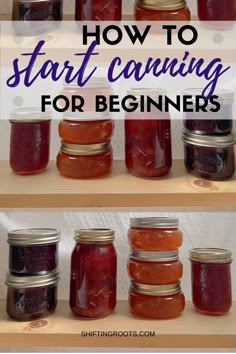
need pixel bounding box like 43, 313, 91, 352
57, 79, 114, 179
182, 89, 236, 181
127, 217, 185, 319
5, 228, 60, 321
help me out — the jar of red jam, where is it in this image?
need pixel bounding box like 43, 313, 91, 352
182, 130, 236, 180
197, 0, 236, 29
128, 217, 183, 251
128, 250, 183, 285
57, 141, 113, 179
6, 270, 59, 321
70, 229, 117, 319
58, 112, 114, 145
190, 248, 232, 315
75, 0, 122, 20
125, 89, 172, 179
183, 89, 234, 135
8, 228, 60, 276
134, 0, 190, 21
10, 108, 51, 175
129, 282, 185, 319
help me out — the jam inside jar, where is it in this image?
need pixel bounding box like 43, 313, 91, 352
70, 229, 117, 319
12, 0, 63, 21
129, 282, 185, 319
10, 108, 51, 175
76, 0, 122, 20
190, 248, 232, 315
128, 217, 183, 251
197, 0, 236, 28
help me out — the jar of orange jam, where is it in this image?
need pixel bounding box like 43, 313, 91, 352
129, 282, 185, 319
134, 0, 190, 21
57, 141, 113, 179
128, 218, 183, 251
128, 250, 183, 285
58, 112, 114, 145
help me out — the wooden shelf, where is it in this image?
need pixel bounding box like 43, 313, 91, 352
0, 301, 235, 348
0, 160, 235, 208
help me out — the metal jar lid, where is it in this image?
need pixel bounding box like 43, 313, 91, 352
8, 228, 61, 246
74, 229, 115, 242
5, 270, 60, 289
182, 129, 236, 148
130, 217, 179, 229
61, 141, 112, 156
189, 248, 232, 264
183, 88, 234, 105
127, 88, 166, 100
10, 108, 52, 123
131, 281, 181, 296
64, 77, 111, 89
136, 0, 186, 11
63, 111, 111, 122
130, 250, 179, 262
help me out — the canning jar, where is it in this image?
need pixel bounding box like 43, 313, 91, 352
58, 112, 114, 145
59, 78, 113, 111
128, 217, 183, 251
6, 271, 59, 321
190, 248, 232, 315
57, 141, 113, 179
134, 0, 190, 21
129, 282, 185, 319
197, 0, 236, 29
75, 0, 122, 21
183, 89, 234, 135
128, 250, 183, 285
10, 108, 51, 175
182, 130, 236, 180
125, 89, 172, 179
8, 228, 60, 276
12, 0, 63, 21
70, 229, 117, 319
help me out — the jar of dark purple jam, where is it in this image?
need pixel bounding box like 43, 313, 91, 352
8, 228, 60, 275
182, 130, 236, 180
5, 271, 59, 321
183, 89, 234, 135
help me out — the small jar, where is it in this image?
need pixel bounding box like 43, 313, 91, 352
59, 78, 113, 111
183, 130, 236, 180
58, 112, 114, 145
128, 250, 183, 285
57, 141, 113, 179
183, 89, 234, 135
134, 0, 190, 21
12, 0, 63, 21
8, 228, 60, 276
197, 0, 236, 29
10, 108, 51, 175
75, 0, 122, 20
128, 217, 183, 251
129, 282, 185, 319
190, 248, 232, 315
125, 89, 172, 179
70, 229, 117, 319
6, 271, 59, 321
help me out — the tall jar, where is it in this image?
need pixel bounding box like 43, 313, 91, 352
70, 229, 117, 319
9, 108, 51, 175
197, 0, 236, 29
75, 0, 122, 21
125, 89, 172, 179
190, 248, 232, 315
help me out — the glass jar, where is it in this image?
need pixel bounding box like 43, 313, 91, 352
128, 250, 183, 285
70, 229, 117, 319
57, 141, 113, 179
58, 112, 114, 145
125, 89, 172, 179
60, 78, 113, 112
197, 0, 236, 29
12, 0, 63, 21
190, 248, 232, 315
6, 271, 59, 321
183, 89, 234, 135
8, 228, 60, 276
128, 217, 183, 251
75, 0, 122, 21
10, 108, 51, 175
182, 130, 236, 180
129, 282, 185, 319
134, 0, 190, 21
